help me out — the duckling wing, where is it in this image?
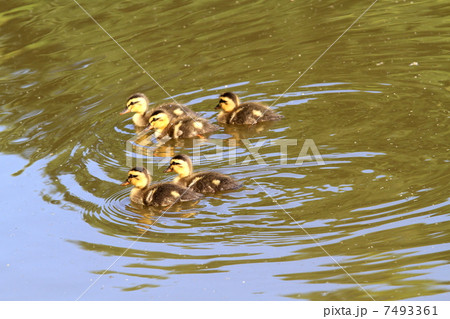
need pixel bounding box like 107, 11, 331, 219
176, 117, 219, 138
167, 118, 185, 139
260, 107, 283, 121
147, 183, 202, 206
157, 103, 197, 118
197, 118, 220, 134
177, 186, 203, 202
186, 172, 242, 193
228, 104, 258, 124
230, 103, 282, 124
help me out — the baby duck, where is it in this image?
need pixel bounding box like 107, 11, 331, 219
120, 93, 196, 127
164, 154, 242, 194
215, 92, 283, 125
147, 110, 219, 139
121, 167, 202, 206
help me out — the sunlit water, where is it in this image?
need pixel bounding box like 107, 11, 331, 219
0, 0, 449, 300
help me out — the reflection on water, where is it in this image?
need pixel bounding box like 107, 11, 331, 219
1, 0, 449, 300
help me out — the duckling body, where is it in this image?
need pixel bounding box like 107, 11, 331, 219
121, 167, 202, 206
165, 155, 242, 194
215, 92, 283, 125
121, 93, 196, 127
148, 110, 219, 139
176, 171, 242, 194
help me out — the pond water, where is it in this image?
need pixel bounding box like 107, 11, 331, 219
0, 0, 448, 300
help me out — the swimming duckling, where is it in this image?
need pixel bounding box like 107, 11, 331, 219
147, 110, 219, 139
121, 167, 202, 206
164, 154, 242, 194
120, 93, 196, 127
215, 92, 283, 125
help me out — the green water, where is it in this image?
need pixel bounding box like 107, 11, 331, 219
0, 0, 449, 300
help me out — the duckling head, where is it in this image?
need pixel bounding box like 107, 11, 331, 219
121, 167, 151, 189
147, 110, 171, 132
215, 92, 240, 113
120, 93, 149, 115
164, 154, 193, 178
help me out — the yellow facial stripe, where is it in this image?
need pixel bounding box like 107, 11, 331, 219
223, 97, 233, 103
129, 171, 144, 178
128, 171, 148, 188
220, 97, 236, 112
127, 98, 140, 107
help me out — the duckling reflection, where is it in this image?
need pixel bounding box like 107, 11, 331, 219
124, 201, 198, 233
215, 92, 283, 125
165, 154, 242, 194
128, 130, 209, 159
221, 121, 274, 143
127, 130, 177, 158
148, 138, 202, 157
121, 167, 202, 206
120, 92, 196, 127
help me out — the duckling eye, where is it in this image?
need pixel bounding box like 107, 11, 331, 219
151, 117, 160, 122
219, 99, 227, 104
128, 174, 138, 179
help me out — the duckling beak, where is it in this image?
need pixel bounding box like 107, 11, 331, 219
120, 180, 130, 186
142, 124, 153, 133
215, 103, 221, 109
120, 108, 130, 115
164, 165, 173, 173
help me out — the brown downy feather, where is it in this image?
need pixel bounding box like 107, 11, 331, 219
165, 154, 242, 194
215, 92, 283, 125
178, 171, 242, 194
122, 93, 196, 127
148, 110, 219, 139
121, 167, 202, 207
168, 117, 220, 139
156, 103, 197, 119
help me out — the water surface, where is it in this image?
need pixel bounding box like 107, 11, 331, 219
0, 0, 449, 300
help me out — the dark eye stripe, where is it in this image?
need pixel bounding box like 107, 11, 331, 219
128, 174, 138, 178
219, 99, 227, 103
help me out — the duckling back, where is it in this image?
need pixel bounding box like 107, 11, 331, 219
156, 103, 197, 119
132, 183, 202, 206
179, 171, 242, 194
226, 102, 283, 125
169, 117, 220, 139
141, 103, 196, 126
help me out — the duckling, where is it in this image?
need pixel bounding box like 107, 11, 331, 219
121, 167, 202, 206
147, 110, 219, 139
215, 92, 283, 125
120, 93, 197, 127
164, 154, 242, 194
